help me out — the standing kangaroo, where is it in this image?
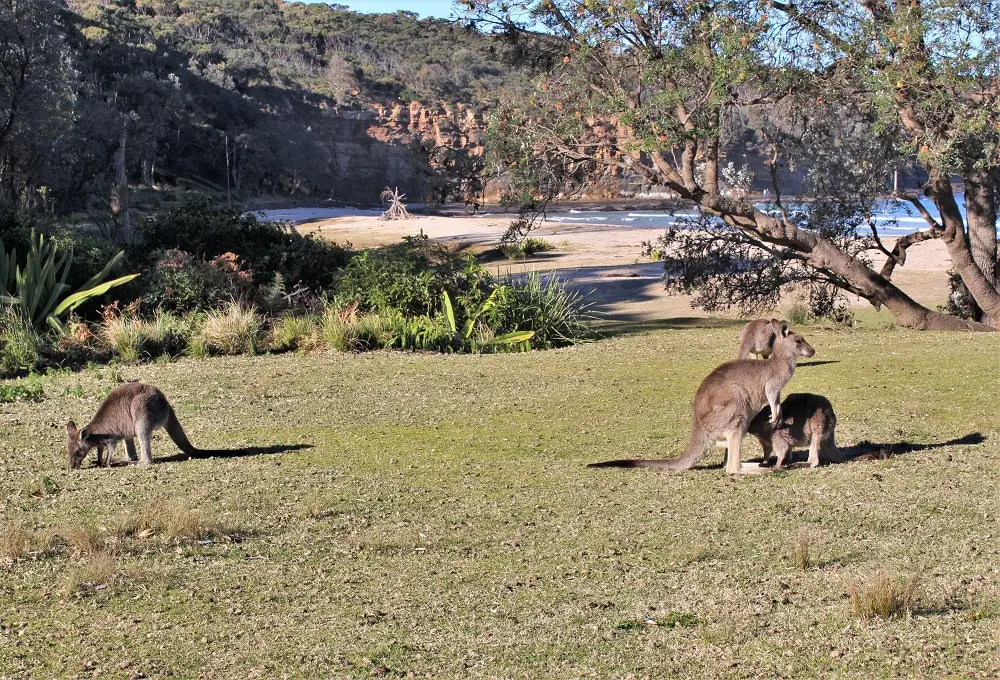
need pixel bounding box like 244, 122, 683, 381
736, 318, 785, 359
748, 393, 845, 468
589, 321, 815, 474
67, 383, 212, 469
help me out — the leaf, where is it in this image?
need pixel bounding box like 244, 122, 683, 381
52, 273, 139, 317
495, 330, 535, 344
441, 290, 456, 333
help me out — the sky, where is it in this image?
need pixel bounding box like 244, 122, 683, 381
302, 1, 459, 19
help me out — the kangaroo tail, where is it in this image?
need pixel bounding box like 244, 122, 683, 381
588, 428, 710, 470
164, 407, 207, 457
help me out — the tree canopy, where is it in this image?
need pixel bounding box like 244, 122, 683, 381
464, 0, 1000, 330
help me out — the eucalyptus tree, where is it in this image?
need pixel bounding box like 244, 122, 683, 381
464, 0, 1000, 330
0, 0, 76, 211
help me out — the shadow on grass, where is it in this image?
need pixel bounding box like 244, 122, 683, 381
594, 433, 984, 471
764, 433, 985, 468
595, 317, 745, 339
155, 443, 313, 464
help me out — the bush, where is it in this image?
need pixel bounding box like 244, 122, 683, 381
97, 302, 201, 362
497, 237, 554, 259
487, 273, 595, 349
199, 303, 262, 355
143, 249, 253, 314
0, 307, 40, 377
271, 314, 320, 352
135, 199, 349, 291
333, 234, 489, 318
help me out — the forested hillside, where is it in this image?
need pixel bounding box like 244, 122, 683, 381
1, 0, 521, 216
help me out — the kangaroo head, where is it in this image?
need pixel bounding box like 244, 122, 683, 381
773, 325, 815, 359
66, 421, 93, 470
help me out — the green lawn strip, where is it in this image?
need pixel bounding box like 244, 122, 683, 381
1, 326, 998, 677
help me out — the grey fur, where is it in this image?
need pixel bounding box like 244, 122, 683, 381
67, 382, 204, 469
736, 318, 788, 360
589, 321, 815, 473
748, 393, 846, 468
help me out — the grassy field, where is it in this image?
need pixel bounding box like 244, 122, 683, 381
1, 323, 998, 679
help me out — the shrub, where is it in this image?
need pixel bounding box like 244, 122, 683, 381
784, 301, 812, 326
143, 249, 253, 314
1, 230, 136, 334
135, 199, 349, 290
487, 273, 595, 349
333, 234, 489, 318
271, 314, 320, 352
199, 302, 262, 355
0, 307, 40, 376
497, 237, 554, 259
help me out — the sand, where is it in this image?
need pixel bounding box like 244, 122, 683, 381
295, 211, 952, 322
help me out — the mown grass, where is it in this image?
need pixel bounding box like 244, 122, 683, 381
0, 324, 998, 678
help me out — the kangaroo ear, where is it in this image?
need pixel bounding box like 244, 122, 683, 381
80, 427, 92, 441
66, 421, 78, 437
780, 321, 790, 337
770, 319, 787, 336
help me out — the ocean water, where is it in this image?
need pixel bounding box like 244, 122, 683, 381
542, 193, 998, 237
256, 193, 998, 236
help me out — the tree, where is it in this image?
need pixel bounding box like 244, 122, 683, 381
0, 0, 75, 211
464, 0, 1000, 330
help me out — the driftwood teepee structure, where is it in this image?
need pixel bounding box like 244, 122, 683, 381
378, 187, 411, 221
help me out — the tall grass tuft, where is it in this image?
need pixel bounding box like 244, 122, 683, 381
0, 307, 41, 376
849, 572, 922, 619
0, 521, 33, 563
321, 304, 359, 351
793, 530, 813, 570
63, 552, 122, 595
355, 311, 400, 350
270, 314, 320, 352
199, 302, 262, 355
493, 272, 595, 349
119, 496, 236, 543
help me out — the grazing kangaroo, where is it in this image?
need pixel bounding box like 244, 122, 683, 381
589, 321, 815, 474
67, 383, 212, 469
748, 393, 846, 468
736, 318, 785, 359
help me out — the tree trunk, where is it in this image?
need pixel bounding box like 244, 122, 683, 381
963, 168, 998, 322
110, 124, 132, 242
925, 172, 1000, 328
703, 194, 995, 331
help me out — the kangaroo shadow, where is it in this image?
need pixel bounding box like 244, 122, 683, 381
758, 432, 985, 468
796, 360, 840, 367
153, 443, 313, 465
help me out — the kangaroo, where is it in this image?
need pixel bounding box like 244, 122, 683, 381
67, 382, 212, 469
736, 318, 786, 360
589, 321, 815, 474
748, 393, 846, 468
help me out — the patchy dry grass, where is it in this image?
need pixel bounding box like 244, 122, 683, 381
0, 324, 998, 678
849, 571, 923, 619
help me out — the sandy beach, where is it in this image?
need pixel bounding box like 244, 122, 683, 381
289, 210, 952, 322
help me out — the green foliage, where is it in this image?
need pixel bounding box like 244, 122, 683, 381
0, 231, 137, 334
497, 237, 554, 259
199, 303, 263, 356
333, 234, 488, 318
0, 308, 41, 377
488, 273, 595, 349
0, 378, 44, 404
142, 249, 253, 314
135, 200, 349, 291
270, 314, 320, 353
